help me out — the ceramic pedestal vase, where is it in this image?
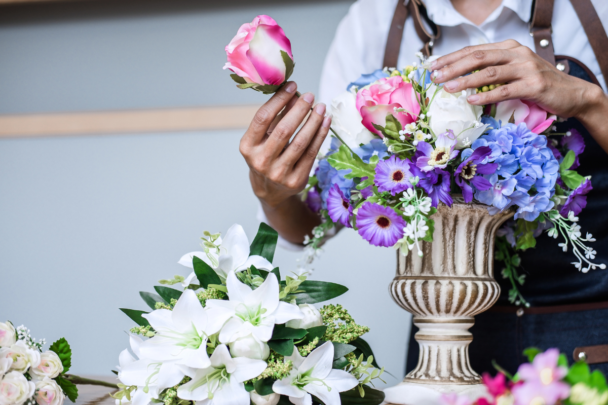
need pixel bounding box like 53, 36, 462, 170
384, 199, 513, 404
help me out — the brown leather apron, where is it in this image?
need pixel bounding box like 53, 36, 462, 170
382, 0, 608, 367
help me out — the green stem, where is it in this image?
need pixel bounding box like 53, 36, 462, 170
64, 374, 119, 389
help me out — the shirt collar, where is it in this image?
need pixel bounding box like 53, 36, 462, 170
422, 0, 533, 27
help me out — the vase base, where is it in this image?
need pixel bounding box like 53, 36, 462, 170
382, 381, 489, 405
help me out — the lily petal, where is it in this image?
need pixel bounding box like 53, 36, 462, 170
213, 378, 250, 405
172, 290, 208, 332
226, 270, 253, 304
300, 342, 334, 379
230, 357, 267, 382
239, 255, 274, 272
221, 224, 251, 271
247, 273, 280, 314
273, 302, 304, 324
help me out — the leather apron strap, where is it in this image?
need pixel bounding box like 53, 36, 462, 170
569, 0, 608, 83
529, 0, 556, 66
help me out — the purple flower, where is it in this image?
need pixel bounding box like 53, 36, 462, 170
374, 155, 414, 195
416, 131, 459, 172
316, 160, 354, 208
418, 168, 453, 208
475, 174, 517, 211
305, 187, 322, 214
561, 129, 585, 169
560, 179, 593, 217
356, 202, 406, 247
455, 146, 497, 203
327, 184, 352, 228
515, 194, 554, 221
512, 349, 570, 405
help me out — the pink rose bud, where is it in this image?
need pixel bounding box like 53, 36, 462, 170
224, 15, 294, 93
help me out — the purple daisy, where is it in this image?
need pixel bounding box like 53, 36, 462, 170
327, 184, 353, 228
418, 168, 453, 208
559, 179, 592, 217
356, 202, 406, 247
374, 155, 414, 195
455, 146, 498, 203
416, 131, 459, 172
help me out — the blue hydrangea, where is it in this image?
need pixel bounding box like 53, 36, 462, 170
353, 139, 389, 163
347, 69, 390, 92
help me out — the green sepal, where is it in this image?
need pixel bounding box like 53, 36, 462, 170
332, 342, 357, 359
523, 347, 542, 363
339, 385, 385, 405
250, 222, 279, 263
193, 256, 221, 288
350, 337, 381, 368
283, 280, 348, 304
333, 357, 350, 369
271, 325, 308, 341
281, 50, 294, 82
139, 292, 166, 310
120, 309, 150, 327
268, 339, 294, 356
237, 82, 258, 89
153, 286, 182, 303
55, 375, 79, 403
49, 338, 72, 373
327, 145, 375, 180
254, 378, 276, 396
230, 74, 247, 84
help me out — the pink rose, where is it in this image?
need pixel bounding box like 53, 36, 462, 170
355, 76, 420, 137
224, 15, 293, 90
495, 99, 556, 134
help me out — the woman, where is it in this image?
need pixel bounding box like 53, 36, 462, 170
238, 0, 608, 375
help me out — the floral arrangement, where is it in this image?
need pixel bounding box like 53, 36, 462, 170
0, 322, 113, 405
114, 223, 385, 405
441, 348, 608, 405
222, 15, 605, 306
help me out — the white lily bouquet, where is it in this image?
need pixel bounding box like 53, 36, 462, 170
114, 223, 385, 405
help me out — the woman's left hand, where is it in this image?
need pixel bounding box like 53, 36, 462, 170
429, 39, 603, 119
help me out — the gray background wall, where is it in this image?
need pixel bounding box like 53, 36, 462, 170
0, 0, 412, 386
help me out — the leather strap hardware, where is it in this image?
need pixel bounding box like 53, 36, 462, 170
573, 345, 608, 365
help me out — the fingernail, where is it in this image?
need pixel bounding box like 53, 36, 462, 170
430, 60, 438, 70
314, 103, 326, 115
445, 80, 458, 91
432, 70, 441, 82
302, 92, 314, 104
468, 95, 480, 103
322, 115, 332, 128
285, 82, 297, 93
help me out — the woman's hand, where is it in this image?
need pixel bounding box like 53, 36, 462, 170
429, 39, 604, 120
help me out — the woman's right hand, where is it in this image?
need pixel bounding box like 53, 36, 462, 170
239, 81, 332, 209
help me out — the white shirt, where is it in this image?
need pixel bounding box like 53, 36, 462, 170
262, 0, 608, 250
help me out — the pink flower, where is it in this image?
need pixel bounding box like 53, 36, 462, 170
495, 100, 556, 134
440, 393, 474, 405
224, 15, 293, 86
355, 76, 420, 137
483, 373, 509, 398
512, 349, 570, 405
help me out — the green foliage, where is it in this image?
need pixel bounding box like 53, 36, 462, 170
302, 326, 327, 344
268, 339, 295, 356
560, 150, 585, 190
139, 292, 166, 310
327, 145, 375, 180
284, 280, 349, 304
495, 236, 528, 307
321, 304, 370, 344
339, 385, 385, 405
49, 338, 72, 374
515, 219, 538, 251
271, 325, 308, 341
281, 51, 294, 82
250, 222, 279, 263
120, 309, 150, 327
55, 375, 78, 402
229, 74, 246, 84
154, 286, 182, 303
193, 256, 221, 288
523, 347, 542, 363
254, 378, 275, 396
332, 342, 357, 359
271, 268, 281, 282
350, 337, 380, 369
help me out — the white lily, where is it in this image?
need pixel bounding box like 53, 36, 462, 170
177, 344, 266, 405
272, 342, 358, 405
139, 290, 223, 369
178, 224, 274, 286
205, 271, 303, 344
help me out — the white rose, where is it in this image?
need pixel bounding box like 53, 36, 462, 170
251, 391, 279, 405
0, 323, 16, 348
426, 84, 489, 149
34, 378, 64, 405
0, 341, 41, 373
330, 90, 377, 149
0, 371, 35, 405
286, 304, 323, 330
228, 335, 270, 360
29, 352, 63, 380
0, 358, 12, 379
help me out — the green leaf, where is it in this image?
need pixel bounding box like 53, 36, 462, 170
304, 326, 327, 343
332, 343, 356, 359
558, 353, 569, 368
272, 267, 281, 282
250, 222, 279, 263
515, 219, 538, 251
333, 357, 350, 369
561, 170, 585, 190
281, 50, 294, 82
120, 309, 150, 327
356, 178, 374, 190
244, 382, 255, 392
254, 378, 276, 396
230, 74, 247, 84
49, 338, 72, 373
385, 114, 403, 135
271, 325, 308, 341
350, 337, 380, 368
561, 150, 576, 171
139, 292, 166, 310
268, 339, 294, 356
327, 145, 375, 180
285, 280, 349, 304
523, 347, 542, 363
55, 375, 78, 403
153, 286, 182, 303
590, 370, 608, 391
193, 256, 221, 288
566, 361, 591, 385
339, 386, 385, 405
277, 396, 293, 405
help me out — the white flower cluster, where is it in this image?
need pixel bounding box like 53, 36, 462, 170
0, 322, 65, 405
117, 225, 358, 405
395, 187, 433, 257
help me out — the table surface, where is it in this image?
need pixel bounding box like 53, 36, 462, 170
74, 377, 117, 405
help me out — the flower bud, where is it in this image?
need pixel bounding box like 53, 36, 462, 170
34, 377, 65, 405
30, 351, 64, 380
229, 335, 270, 360
286, 304, 323, 330
0, 322, 16, 348
0, 371, 35, 405
251, 391, 279, 405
